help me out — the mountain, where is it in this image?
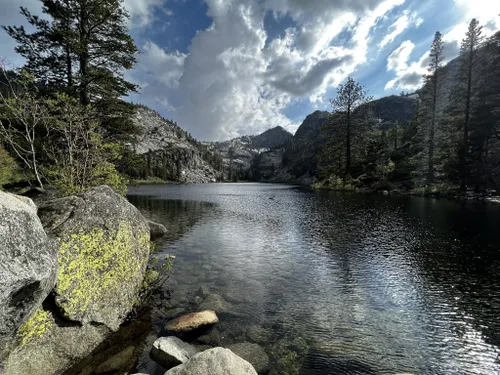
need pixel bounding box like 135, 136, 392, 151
254, 96, 418, 183
127, 105, 222, 183
204, 126, 293, 180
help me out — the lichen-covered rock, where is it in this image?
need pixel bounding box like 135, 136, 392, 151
165, 311, 218, 335
37, 185, 150, 330
150, 336, 198, 369
165, 347, 258, 375
1, 185, 151, 375
228, 342, 270, 374
0, 190, 57, 358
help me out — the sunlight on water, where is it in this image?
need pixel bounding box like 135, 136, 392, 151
128, 183, 500, 375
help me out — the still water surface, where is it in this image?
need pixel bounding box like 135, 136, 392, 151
127, 183, 500, 375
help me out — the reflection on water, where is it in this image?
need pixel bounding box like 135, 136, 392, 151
127, 183, 500, 375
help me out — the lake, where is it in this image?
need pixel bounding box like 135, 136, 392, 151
127, 183, 500, 375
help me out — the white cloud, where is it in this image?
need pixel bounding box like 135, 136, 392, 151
123, 0, 166, 29
379, 10, 423, 48
132, 0, 407, 140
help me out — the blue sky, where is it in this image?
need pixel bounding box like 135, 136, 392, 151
1, 0, 499, 140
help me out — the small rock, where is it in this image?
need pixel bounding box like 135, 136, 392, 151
150, 337, 198, 370
95, 346, 135, 373
202, 264, 213, 271
165, 310, 218, 334
246, 326, 271, 344
164, 347, 257, 375
382, 190, 389, 195
228, 342, 270, 374
196, 328, 222, 346
194, 296, 203, 305
197, 285, 211, 299
148, 220, 168, 240
199, 294, 232, 313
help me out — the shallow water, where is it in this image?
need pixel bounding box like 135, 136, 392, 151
127, 183, 500, 375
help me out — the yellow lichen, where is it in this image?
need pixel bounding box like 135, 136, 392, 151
17, 309, 51, 345
56, 223, 149, 317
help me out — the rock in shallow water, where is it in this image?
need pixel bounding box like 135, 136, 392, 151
228, 342, 270, 374
164, 347, 258, 375
198, 294, 233, 314
95, 345, 136, 373
150, 336, 198, 369
148, 220, 168, 240
165, 311, 218, 335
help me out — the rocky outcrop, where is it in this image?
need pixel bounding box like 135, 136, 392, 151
227, 342, 270, 374
150, 336, 198, 369
131, 106, 221, 183
0, 191, 58, 359
1, 185, 151, 375
165, 311, 219, 335
165, 347, 258, 375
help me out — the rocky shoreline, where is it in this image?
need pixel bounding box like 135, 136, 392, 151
0, 185, 262, 375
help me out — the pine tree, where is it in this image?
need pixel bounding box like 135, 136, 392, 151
4, 0, 139, 141
329, 77, 373, 177
422, 31, 444, 184
470, 30, 500, 192
458, 19, 483, 192
4, 0, 138, 104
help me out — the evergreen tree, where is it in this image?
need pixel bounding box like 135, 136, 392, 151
458, 19, 483, 191
4, 0, 139, 141
329, 77, 373, 178
469, 30, 500, 192
422, 31, 444, 183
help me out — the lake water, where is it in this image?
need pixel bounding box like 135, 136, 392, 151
127, 183, 500, 375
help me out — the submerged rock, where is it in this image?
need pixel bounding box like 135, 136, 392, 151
0, 191, 57, 359
245, 325, 271, 345
164, 347, 258, 375
228, 342, 270, 374
94, 345, 136, 373
165, 311, 219, 335
150, 336, 198, 369
148, 220, 168, 240
198, 294, 233, 314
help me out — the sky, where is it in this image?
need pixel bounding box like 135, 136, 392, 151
0, 0, 499, 141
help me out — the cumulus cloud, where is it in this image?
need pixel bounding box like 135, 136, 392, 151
133, 0, 407, 140
123, 0, 167, 29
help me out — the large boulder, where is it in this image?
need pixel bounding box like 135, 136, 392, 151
165, 311, 218, 336
165, 347, 258, 375
37, 185, 150, 330
227, 342, 270, 374
150, 336, 198, 369
2, 185, 151, 375
0, 191, 57, 358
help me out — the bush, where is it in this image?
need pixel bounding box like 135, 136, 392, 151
0, 144, 20, 188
